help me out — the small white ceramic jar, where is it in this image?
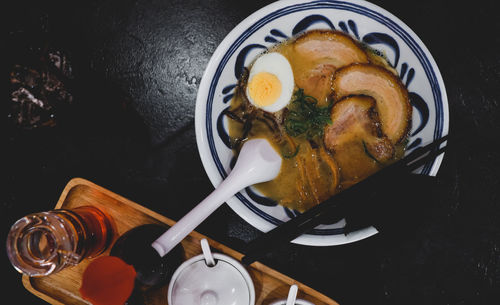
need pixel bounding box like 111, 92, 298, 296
168, 239, 255, 305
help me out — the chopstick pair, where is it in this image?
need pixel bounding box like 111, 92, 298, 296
241, 135, 449, 265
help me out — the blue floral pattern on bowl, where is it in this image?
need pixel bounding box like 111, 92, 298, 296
195, 0, 449, 246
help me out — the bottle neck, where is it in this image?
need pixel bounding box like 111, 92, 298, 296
53, 209, 90, 262
6, 206, 113, 277
6, 210, 82, 276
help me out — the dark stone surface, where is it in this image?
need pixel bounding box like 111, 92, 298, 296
2, 1, 500, 304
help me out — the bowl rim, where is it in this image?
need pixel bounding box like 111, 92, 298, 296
195, 0, 449, 246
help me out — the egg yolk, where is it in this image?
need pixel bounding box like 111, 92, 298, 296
247, 72, 282, 107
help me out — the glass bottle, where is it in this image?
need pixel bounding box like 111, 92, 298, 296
6, 206, 114, 277
110, 224, 184, 289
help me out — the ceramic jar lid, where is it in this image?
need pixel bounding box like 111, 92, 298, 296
168, 240, 255, 305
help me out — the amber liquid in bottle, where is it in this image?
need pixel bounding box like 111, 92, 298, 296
6, 206, 114, 276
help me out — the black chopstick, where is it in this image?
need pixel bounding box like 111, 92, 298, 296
241, 135, 448, 265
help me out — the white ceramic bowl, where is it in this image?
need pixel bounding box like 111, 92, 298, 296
195, 0, 449, 246
168, 253, 255, 305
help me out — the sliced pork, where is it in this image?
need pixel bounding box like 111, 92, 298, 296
324, 95, 394, 184
289, 30, 369, 105
332, 63, 411, 143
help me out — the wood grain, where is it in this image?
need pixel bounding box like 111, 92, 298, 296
22, 178, 339, 305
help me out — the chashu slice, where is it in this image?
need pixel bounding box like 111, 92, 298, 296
290, 30, 369, 105
332, 63, 411, 143
294, 63, 337, 106
324, 95, 394, 185
293, 30, 369, 66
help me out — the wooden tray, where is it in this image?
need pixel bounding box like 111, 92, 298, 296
22, 178, 339, 305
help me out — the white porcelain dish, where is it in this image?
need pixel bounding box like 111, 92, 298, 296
195, 0, 449, 246
168, 253, 255, 305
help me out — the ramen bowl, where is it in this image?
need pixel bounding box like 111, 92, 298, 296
195, 0, 448, 246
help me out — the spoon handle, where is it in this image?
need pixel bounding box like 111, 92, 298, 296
152, 176, 241, 256
286, 284, 298, 305
152, 139, 281, 257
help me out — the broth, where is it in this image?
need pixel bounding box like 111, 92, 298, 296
227, 30, 410, 212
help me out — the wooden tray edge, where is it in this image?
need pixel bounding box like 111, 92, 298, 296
23, 276, 65, 305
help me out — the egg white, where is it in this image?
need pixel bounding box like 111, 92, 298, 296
246, 52, 294, 113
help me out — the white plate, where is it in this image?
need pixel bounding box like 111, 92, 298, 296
195, 0, 449, 246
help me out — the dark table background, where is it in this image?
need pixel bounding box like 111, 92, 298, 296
2, 0, 500, 304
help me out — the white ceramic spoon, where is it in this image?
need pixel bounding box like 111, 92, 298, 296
269, 284, 315, 305
152, 139, 282, 257
286, 284, 298, 305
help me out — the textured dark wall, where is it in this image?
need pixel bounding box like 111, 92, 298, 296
2, 1, 500, 304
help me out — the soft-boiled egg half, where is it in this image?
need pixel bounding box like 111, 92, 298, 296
246, 52, 294, 112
